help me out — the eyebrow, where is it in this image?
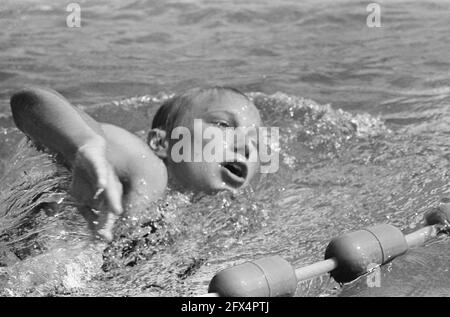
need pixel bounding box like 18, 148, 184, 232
202, 110, 237, 123
201, 108, 261, 128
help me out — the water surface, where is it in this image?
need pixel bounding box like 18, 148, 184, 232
0, 0, 449, 296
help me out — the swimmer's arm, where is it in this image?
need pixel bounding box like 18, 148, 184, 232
10, 87, 105, 164
10, 87, 167, 226
10, 87, 124, 221
100, 123, 167, 208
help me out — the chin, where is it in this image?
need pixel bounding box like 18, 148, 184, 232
202, 179, 234, 193
188, 178, 241, 194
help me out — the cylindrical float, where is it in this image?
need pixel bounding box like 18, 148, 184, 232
324, 224, 408, 283
208, 255, 297, 297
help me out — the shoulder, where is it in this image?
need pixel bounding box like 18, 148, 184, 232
100, 123, 148, 154
100, 123, 167, 198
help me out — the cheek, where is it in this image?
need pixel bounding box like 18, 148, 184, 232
184, 162, 224, 190
178, 161, 200, 177
249, 160, 260, 175
181, 162, 219, 179
202, 128, 231, 161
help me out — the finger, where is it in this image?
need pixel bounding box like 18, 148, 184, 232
77, 144, 108, 189
80, 205, 117, 242
78, 205, 100, 233
95, 212, 117, 242
93, 187, 105, 200
103, 167, 124, 215
91, 155, 109, 190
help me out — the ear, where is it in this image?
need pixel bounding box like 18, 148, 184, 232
147, 128, 169, 159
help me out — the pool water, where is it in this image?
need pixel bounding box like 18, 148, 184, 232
0, 0, 449, 296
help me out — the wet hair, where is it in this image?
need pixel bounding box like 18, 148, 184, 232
151, 86, 249, 133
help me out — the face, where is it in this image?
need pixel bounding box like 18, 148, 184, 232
165, 92, 262, 193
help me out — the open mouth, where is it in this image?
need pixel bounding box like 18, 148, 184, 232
220, 161, 248, 186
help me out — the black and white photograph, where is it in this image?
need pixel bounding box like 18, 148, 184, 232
0, 0, 449, 301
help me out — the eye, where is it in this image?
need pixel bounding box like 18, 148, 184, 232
212, 120, 230, 128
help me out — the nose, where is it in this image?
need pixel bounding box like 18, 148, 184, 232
233, 132, 257, 160
228, 128, 257, 161
234, 142, 250, 160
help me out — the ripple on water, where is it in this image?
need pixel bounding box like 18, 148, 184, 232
0, 91, 449, 297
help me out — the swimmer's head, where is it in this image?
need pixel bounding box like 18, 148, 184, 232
147, 87, 262, 193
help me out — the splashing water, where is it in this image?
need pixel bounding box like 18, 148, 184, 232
0, 91, 448, 297
0, 0, 449, 297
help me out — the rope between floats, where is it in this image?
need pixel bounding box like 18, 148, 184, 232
200, 224, 443, 297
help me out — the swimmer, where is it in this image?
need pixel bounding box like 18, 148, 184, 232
9, 86, 262, 240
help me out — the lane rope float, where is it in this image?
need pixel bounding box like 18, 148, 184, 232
201, 203, 450, 297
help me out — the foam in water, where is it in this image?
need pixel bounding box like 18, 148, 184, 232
0, 92, 448, 297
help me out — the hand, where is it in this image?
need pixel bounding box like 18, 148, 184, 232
70, 136, 123, 241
